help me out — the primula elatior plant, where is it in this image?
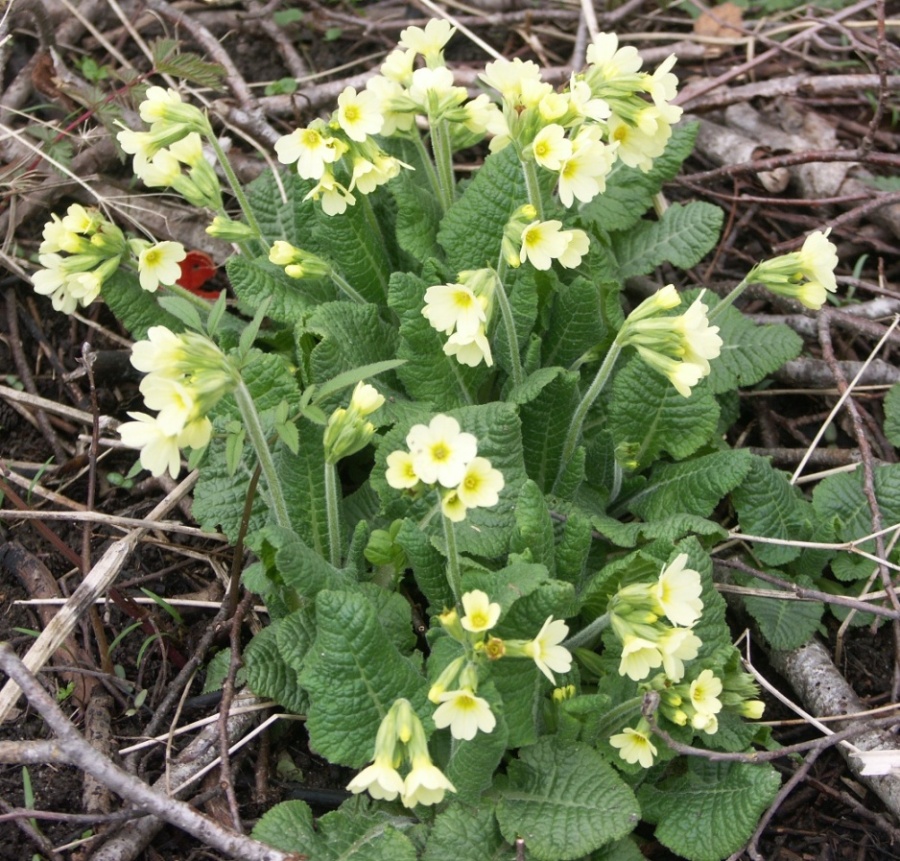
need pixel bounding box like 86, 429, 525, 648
30, 19, 868, 861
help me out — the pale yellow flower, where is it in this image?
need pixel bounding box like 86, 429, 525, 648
386, 450, 420, 489
118, 412, 183, 479
274, 126, 339, 180
460, 590, 501, 633
690, 669, 723, 716
610, 726, 657, 768
525, 617, 572, 683
138, 241, 186, 293
406, 414, 477, 488
456, 457, 504, 509
433, 688, 496, 740
337, 87, 384, 142
531, 124, 572, 172
346, 755, 405, 801
422, 282, 486, 338
618, 635, 663, 681
401, 755, 456, 808
655, 554, 704, 627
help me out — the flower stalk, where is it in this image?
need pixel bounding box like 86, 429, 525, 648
555, 341, 623, 490
232, 377, 291, 530
324, 461, 343, 567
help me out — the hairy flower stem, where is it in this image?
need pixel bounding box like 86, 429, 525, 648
520, 158, 545, 221
492, 260, 523, 389
441, 511, 463, 605
205, 133, 268, 255
590, 695, 645, 741
563, 611, 610, 651
329, 268, 368, 305
232, 378, 291, 530
707, 275, 750, 324
555, 341, 623, 491
412, 132, 443, 210
429, 117, 456, 213
324, 462, 342, 568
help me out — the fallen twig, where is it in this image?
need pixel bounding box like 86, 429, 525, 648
0, 645, 300, 861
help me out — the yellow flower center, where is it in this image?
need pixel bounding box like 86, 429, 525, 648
430, 442, 449, 462
469, 610, 488, 628
344, 105, 361, 124
144, 248, 163, 267
301, 128, 322, 148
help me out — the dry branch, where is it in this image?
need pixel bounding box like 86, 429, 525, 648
0, 645, 299, 861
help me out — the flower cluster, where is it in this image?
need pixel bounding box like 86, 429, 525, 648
365, 19, 502, 144
502, 205, 590, 272
347, 698, 455, 808
422, 268, 497, 368
608, 553, 704, 683
428, 591, 574, 740
117, 89, 222, 210
481, 31, 681, 197
274, 85, 411, 215
609, 636, 765, 769
616, 285, 722, 397
32, 204, 127, 314
385, 414, 504, 522
268, 241, 331, 280
323, 382, 385, 464
118, 326, 235, 479
749, 229, 839, 310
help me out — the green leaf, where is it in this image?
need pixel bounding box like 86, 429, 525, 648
492, 660, 543, 748
249, 171, 316, 247
306, 302, 400, 390
638, 759, 781, 861
359, 583, 417, 654
277, 418, 330, 556
253, 800, 418, 861
588, 511, 728, 549
582, 122, 699, 233
388, 162, 443, 262
608, 356, 720, 469
884, 382, 900, 446
227, 256, 331, 324
252, 800, 318, 853
496, 737, 639, 861
742, 574, 824, 650
623, 449, 753, 520
554, 508, 592, 587
266, 525, 353, 598
511, 480, 556, 574
424, 802, 507, 861
704, 297, 803, 394
101, 269, 183, 339
389, 271, 490, 410
611, 202, 723, 280
519, 368, 581, 492
243, 624, 307, 713
812, 463, 900, 566
732, 455, 812, 565
372, 402, 527, 559
315, 806, 417, 861
395, 518, 455, 611
151, 39, 226, 88
438, 146, 526, 271
299, 590, 426, 767
157, 295, 204, 332
275, 605, 317, 673
308, 196, 392, 305
541, 276, 610, 370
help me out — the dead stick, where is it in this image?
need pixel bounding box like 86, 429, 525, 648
0, 644, 302, 861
